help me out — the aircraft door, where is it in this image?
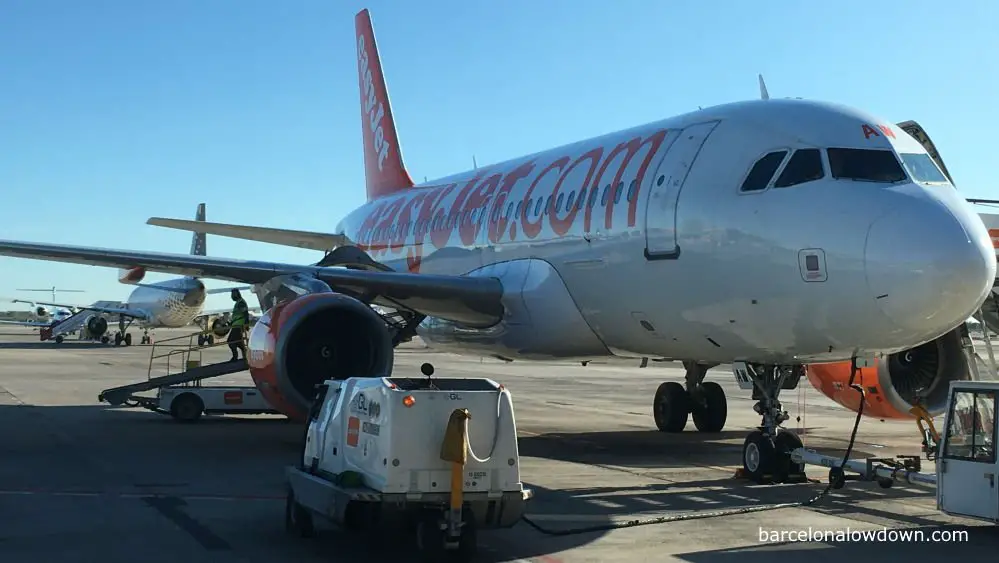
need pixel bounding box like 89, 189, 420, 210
938, 385, 999, 522
644, 121, 719, 259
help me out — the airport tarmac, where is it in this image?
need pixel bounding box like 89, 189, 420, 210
0, 326, 996, 562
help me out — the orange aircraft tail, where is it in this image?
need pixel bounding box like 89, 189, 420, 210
355, 9, 414, 201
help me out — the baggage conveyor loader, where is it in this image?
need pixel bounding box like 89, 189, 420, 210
284, 363, 532, 562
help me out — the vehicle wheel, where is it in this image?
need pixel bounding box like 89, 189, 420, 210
284, 488, 316, 538
691, 381, 727, 433
742, 430, 777, 483
207, 335, 214, 345
197, 335, 205, 346
55, 335, 64, 344
772, 431, 805, 483
124, 333, 132, 346
653, 381, 689, 432
170, 393, 204, 423
101, 336, 110, 344
114, 333, 123, 346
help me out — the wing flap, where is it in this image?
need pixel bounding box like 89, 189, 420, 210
0, 240, 504, 327
146, 218, 349, 251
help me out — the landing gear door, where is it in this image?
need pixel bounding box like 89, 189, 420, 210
937, 384, 999, 522
644, 121, 719, 260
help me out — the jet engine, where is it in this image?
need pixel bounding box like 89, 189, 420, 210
85, 315, 108, 337
35, 306, 48, 317
806, 326, 970, 420
247, 291, 393, 421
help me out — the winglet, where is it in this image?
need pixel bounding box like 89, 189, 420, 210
355, 9, 414, 201
190, 203, 207, 256
758, 74, 770, 100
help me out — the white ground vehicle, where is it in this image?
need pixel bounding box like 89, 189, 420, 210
283, 363, 532, 562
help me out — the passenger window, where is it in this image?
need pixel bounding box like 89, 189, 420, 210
515, 202, 522, 218
588, 187, 598, 207
556, 193, 564, 212
774, 149, 824, 188
943, 390, 996, 463
535, 198, 543, 216
827, 148, 907, 183
740, 151, 787, 192
627, 179, 637, 201
505, 203, 513, 219
614, 182, 624, 204
601, 185, 610, 206
566, 191, 575, 209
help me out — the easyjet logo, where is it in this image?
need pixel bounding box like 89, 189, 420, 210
358, 34, 390, 172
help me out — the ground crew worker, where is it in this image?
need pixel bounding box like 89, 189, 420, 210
228, 289, 249, 362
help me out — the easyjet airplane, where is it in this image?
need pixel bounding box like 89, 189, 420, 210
0, 9, 993, 480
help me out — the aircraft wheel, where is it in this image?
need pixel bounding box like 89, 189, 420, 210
170, 393, 204, 423
772, 431, 805, 483
114, 333, 123, 346
742, 430, 777, 483
197, 335, 205, 346
653, 381, 689, 432
207, 335, 214, 345
691, 381, 727, 433
124, 333, 132, 346
101, 336, 110, 344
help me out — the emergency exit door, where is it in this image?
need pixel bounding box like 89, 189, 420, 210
644, 121, 719, 259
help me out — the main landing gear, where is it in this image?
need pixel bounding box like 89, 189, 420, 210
733, 362, 806, 484
111, 318, 152, 346
653, 361, 728, 433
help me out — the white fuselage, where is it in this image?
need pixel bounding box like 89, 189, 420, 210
337, 99, 996, 366
123, 276, 207, 328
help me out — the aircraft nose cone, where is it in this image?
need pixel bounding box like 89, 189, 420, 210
865, 202, 996, 338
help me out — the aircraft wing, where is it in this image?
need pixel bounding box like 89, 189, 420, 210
145, 218, 350, 252
206, 286, 253, 295
0, 319, 50, 327
0, 240, 503, 327
9, 298, 148, 320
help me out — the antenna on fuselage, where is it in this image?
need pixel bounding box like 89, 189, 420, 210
472, 155, 478, 170
758, 74, 770, 100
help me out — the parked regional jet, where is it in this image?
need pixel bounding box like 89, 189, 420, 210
22, 204, 250, 345
0, 302, 74, 328
0, 9, 993, 480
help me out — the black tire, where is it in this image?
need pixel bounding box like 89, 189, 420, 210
101, 336, 109, 344
170, 393, 204, 423
691, 381, 727, 433
114, 333, 123, 346
207, 335, 214, 345
197, 335, 205, 346
742, 430, 777, 483
772, 431, 804, 483
285, 488, 316, 538
55, 335, 64, 344
124, 333, 132, 346
653, 381, 689, 432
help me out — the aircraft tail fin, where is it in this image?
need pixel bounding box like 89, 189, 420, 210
758, 74, 770, 100
355, 9, 414, 201
190, 203, 207, 256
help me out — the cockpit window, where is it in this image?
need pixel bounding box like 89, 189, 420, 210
740, 150, 787, 192
900, 153, 949, 184
774, 149, 824, 188
827, 148, 907, 183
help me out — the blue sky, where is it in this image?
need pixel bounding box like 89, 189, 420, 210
1, 0, 997, 313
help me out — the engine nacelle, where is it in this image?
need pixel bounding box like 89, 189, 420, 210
806, 326, 970, 420
85, 315, 108, 337
247, 292, 393, 421
35, 306, 48, 317
118, 267, 146, 284
211, 318, 229, 337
